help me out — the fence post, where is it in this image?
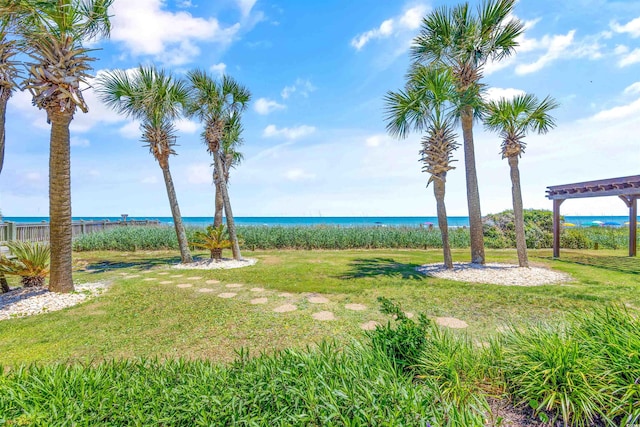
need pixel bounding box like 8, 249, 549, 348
80, 219, 86, 235
6, 221, 16, 241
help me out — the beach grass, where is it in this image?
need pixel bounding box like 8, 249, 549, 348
0, 248, 638, 366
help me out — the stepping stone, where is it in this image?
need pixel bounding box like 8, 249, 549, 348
436, 317, 468, 329
278, 292, 293, 298
345, 303, 367, 311
250, 297, 268, 305
118, 272, 128, 276
176, 283, 193, 289
171, 274, 184, 278
308, 296, 329, 304
159, 281, 173, 285
185, 276, 202, 280
312, 311, 335, 321
124, 274, 140, 279
142, 278, 155, 282
205, 279, 220, 285
225, 283, 243, 288
140, 270, 153, 274
197, 288, 214, 293
217, 293, 237, 299
273, 304, 297, 313
360, 321, 380, 331
405, 312, 414, 319
157, 272, 169, 276
250, 287, 265, 292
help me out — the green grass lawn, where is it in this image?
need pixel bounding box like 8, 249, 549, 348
1, 248, 638, 366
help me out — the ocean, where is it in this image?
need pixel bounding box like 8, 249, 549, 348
3, 216, 635, 227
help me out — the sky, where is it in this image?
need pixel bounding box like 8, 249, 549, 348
2, 0, 640, 218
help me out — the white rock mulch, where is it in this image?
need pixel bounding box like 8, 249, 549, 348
173, 258, 257, 270
0, 282, 108, 321
416, 262, 572, 286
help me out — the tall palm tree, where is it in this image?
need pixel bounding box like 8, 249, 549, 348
411, 0, 524, 264
213, 115, 244, 228
96, 66, 193, 263
484, 94, 558, 267
2, 0, 113, 292
186, 70, 250, 260
0, 17, 19, 176
385, 66, 459, 269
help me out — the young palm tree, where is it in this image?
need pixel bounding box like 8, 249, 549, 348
213, 115, 244, 228
186, 70, 250, 260
484, 94, 558, 267
2, 0, 112, 292
411, 0, 524, 265
96, 66, 193, 263
0, 17, 19, 176
385, 66, 459, 269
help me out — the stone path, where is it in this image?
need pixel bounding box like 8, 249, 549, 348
435, 317, 468, 329
176, 284, 193, 289
312, 311, 335, 321
273, 304, 297, 313
345, 303, 367, 311
218, 293, 237, 299
308, 296, 329, 304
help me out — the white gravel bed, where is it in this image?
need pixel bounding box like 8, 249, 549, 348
173, 258, 257, 270
0, 282, 108, 321
416, 262, 572, 286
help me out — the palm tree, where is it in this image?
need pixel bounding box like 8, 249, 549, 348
2, 0, 112, 292
96, 66, 193, 263
186, 70, 250, 260
385, 66, 459, 269
0, 17, 19, 176
484, 94, 558, 267
411, 0, 524, 264
213, 115, 244, 228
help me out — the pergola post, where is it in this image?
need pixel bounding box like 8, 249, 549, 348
553, 198, 564, 258
621, 195, 638, 257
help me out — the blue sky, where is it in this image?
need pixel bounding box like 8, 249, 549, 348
2, 0, 640, 217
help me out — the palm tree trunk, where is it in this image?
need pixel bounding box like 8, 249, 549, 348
508, 155, 528, 267
434, 176, 453, 269
160, 164, 193, 264
212, 150, 241, 260
0, 275, 9, 293
461, 106, 485, 264
0, 95, 7, 175
213, 179, 224, 227
48, 112, 74, 293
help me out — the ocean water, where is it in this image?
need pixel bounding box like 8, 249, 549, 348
3, 216, 636, 228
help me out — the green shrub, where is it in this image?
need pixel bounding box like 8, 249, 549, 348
560, 229, 591, 249
482, 209, 556, 249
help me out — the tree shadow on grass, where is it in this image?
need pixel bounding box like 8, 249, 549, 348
543, 253, 640, 275
83, 256, 183, 274
338, 258, 426, 280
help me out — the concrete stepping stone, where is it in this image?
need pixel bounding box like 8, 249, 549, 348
250, 287, 265, 292
159, 281, 173, 285
123, 274, 140, 279
205, 279, 220, 285
176, 283, 193, 289
142, 278, 155, 282
273, 304, 297, 313
278, 292, 293, 298
197, 288, 214, 293
312, 311, 335, 321
436, 317, 468, 329
345, 303, 367, 311
185, 276, 202, 280
225, 283, 243, 289
250, 297, 268, 304
140, 270, 153, 274
360, 321, 380, 331
217, 293, 237, 299
157, 272, 169, 276
170, 274, 184, 278
308, 296, 329, 304
405, 312, 414, 319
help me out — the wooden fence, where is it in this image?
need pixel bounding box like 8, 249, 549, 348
0, 219, 162, 244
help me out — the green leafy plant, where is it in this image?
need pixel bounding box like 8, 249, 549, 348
0, 241, 50, 288
190, 224, 232, 260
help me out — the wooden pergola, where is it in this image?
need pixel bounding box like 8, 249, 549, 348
546, 175, 639, 258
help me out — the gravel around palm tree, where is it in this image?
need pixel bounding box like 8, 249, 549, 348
96, 65, 193, 264
186, 70, 251, 261
484, 94, 559, 267
2, 0, 113, 293
411, 0, 524, 265
386, 66, 459, 269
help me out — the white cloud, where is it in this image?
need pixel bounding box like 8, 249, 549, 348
617, 48, 640, 67
119, 120, 142, 139
141, 175, 159, 184
365, 134, 393, 147
623, 82, 640, 95
281, 78, 316, 99
70, 137, 90, 147
176, 118, 199, 134
263, 124, 316, 140
254, 98, 286, 115
284, 168, 316, 181
590, 97, 640, 121
210, 62, 227, 75
351, 4, 428, 50
483, 87, 527, 102
187, 164, 212, 184
110, 0, 240, 65
237, 0, 257, 17
611, 16, 640, 37
516, 31, 576, 75
614, 44, 629, 55
25, 172, 42, 182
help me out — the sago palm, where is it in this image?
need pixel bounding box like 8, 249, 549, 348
484, 94, 558, 267
96, 65, 193, 263
191, 224, 232, 261
385, 66, 459, 269
186, 69, 250, 261
0, 241, 50, 288
411, 0, 524, 264
2, 0, 113, 292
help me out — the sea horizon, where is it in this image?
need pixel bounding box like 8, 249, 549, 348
3, 215, 636, 228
